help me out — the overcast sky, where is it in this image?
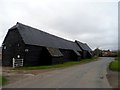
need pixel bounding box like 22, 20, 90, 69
0, 0, 118, 50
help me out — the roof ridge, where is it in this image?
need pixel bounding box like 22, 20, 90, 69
17, 22, 75, 43
14, 22, 82, 51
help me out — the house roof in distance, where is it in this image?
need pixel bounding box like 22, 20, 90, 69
9, 22, 82, 53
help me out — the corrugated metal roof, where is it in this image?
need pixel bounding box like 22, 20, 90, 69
11, 22, 82, 52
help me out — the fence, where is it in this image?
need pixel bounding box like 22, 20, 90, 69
13, 58, 24, 68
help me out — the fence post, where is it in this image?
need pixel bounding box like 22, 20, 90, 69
20, 59, 23, 66
13, 58, 15, 68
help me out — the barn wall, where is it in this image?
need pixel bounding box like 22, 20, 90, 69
77, 51, 82, 60
2, 29, 25, 66
39, 47, 52, 65
86, 51, 92, 58
80, 51, 92, 59
83, 51, 87, 59
24, 45, 42, 66
52, 57, 63, 64
24, 45, 52, 66
72, 51, 81, 61
79, 51, 86, 59
59, 49, 79, 62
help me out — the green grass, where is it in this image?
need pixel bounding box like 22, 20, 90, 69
0, 76, 7, 86
13, 57, 98, 70
109, 61, 120, 72
109, 57, 120, 72
115, 57, 120, 61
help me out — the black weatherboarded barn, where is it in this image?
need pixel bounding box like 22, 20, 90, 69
2, 22, 83, 66
75, 40, 92, 59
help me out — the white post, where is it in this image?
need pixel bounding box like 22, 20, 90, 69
22, 59, 23, 66
13, 58, 15, 68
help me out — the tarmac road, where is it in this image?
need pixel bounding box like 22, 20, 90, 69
3, 57, 113, 88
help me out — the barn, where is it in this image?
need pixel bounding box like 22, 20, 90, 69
75, 40, 92, 59
2, 22, 82, 66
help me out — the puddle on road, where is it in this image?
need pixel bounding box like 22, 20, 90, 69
100, 76, 104, 79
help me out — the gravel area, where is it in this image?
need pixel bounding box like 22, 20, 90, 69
106, 70, 120, 88
2, 67, 54, 85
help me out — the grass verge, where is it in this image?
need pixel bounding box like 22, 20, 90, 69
109, 57, 120, 72
13, 57, 98, 70
115, 57, 120, 61
0, 76, 7, 86
109, 61, 120, 71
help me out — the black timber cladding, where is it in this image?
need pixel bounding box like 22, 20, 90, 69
75, 40, 92, 51
2, 22, 93, 66
75, 40, 92, 58
2, 28, 25, 66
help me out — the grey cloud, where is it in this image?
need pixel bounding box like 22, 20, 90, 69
0, 0, 118, 50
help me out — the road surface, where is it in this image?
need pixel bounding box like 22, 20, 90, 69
3, 57, 113, 88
